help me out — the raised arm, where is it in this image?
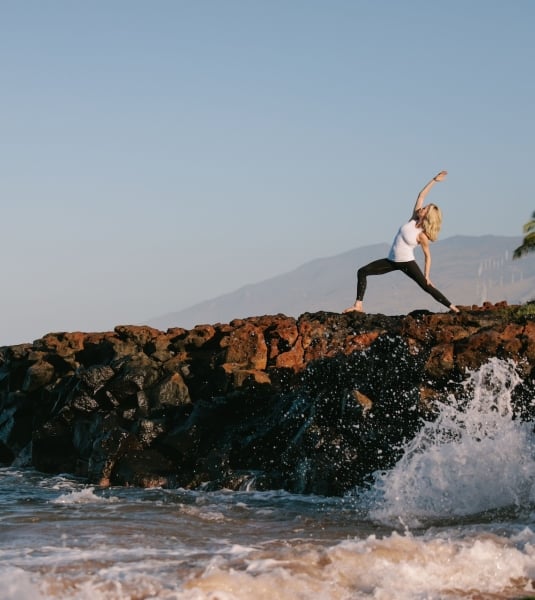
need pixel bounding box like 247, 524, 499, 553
411, 170, 448, 219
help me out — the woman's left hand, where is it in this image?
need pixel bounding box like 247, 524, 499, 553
433, 171, 448, 182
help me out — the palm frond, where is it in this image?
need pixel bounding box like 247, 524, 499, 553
524, 211, 535, 231
513, 231, 535, 259
513, 212, 535, 260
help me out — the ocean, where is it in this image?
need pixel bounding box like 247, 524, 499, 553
1, 358, 535, 599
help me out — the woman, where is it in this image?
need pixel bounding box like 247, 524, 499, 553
343, 170, 460, 314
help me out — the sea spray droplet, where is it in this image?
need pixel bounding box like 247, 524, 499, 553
361, 358, 535, 524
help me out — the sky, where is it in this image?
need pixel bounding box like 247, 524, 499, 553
1, 0, 534, 345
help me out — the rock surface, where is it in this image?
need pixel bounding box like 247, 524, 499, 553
0, 302, 534, 495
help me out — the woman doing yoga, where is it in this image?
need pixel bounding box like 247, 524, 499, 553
344, 170, 460, 314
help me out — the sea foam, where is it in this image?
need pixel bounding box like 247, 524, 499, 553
363, 357, 535, 525
52, 487, 116, 505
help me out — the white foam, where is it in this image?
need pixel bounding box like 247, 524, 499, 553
363, 358, 535, 525
169, 529, 535, 600
0, 567, 45, 600
3, 528, 535, 599
51, 487, 117, 505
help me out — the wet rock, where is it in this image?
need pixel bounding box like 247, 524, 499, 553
78, 365, 115, 393
22, 361, 56, 392
32, 414, 78, 473
149, 372, 191, 412
0, 440, 13, 464
0, 302, 534, 495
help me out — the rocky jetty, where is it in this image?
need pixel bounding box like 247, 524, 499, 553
0, 302, 534, 495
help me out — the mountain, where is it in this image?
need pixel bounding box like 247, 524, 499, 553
147, 235, 534, 330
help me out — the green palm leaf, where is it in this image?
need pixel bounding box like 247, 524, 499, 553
513, 211, 535, 259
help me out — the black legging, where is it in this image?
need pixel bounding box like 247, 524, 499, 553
356, 258, 452, 308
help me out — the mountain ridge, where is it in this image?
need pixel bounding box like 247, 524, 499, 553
148, 235, 532, 330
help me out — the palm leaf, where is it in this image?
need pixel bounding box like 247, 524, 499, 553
513, 213, 535, 259
523, 215, 535, 235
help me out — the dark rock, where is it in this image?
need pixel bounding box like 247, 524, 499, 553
78, 365, 115, 393
22, 361, 56, 392
149, 372, 191, 413
0, 303, 534, 494
0, 440, 14, 464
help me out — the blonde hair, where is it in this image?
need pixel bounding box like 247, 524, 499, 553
422, 204, 442, 242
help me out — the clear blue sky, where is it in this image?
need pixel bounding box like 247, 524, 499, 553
1, 0, 534, 344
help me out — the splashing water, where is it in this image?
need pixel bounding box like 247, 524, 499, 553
364, 358, 535, 525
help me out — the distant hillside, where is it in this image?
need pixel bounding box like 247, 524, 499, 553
148, 235, 534, 330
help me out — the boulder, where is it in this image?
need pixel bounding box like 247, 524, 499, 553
0, 302, 534, 494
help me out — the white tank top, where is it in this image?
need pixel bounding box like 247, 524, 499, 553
388, 219, 422, 262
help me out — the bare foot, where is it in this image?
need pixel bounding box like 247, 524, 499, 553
343, 302, 364, 313
450, 304, 460, 313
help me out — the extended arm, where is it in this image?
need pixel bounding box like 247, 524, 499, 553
419, 233, 432, 283
411, 170, 447, 219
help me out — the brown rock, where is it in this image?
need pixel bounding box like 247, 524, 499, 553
522, 321, 535, 363
352, 390, 373, 413
346, 331, 382, 351
275, 339, 305, 370
183, 325, 217, 349
114, 325, 162, 347
2, 302, 535, 494
35, 331, 86, 357
150, 372, 191, 409
221, 366, 271, 387
264, 317, 299, 363
221, 322, 268, 370
426, 343, 455, 378
22, 360, 55, 392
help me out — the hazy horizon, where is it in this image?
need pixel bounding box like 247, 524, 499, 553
2, 2, 534, 344
148, 233, 530, 331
